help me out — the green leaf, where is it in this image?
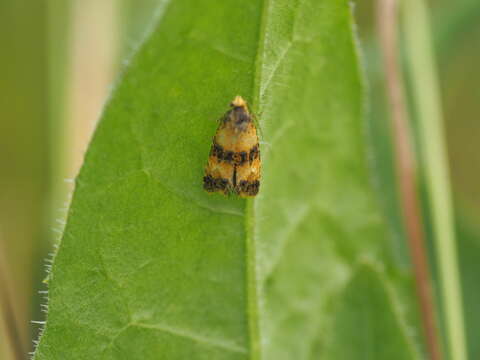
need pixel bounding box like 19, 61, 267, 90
324, 265, 417, 360
35, 0, 424, 358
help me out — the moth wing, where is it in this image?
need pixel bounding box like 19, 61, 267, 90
203, 143, 235, 195
235, 153, 261, 197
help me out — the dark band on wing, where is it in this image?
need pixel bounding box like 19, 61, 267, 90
203, 174, 229, 193
210, 143, 259, 166
236, 180, 260, 196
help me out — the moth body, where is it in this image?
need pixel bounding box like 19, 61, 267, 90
203, 96, 261, 197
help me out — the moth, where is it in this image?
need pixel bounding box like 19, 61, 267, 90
203, 96, 261, 197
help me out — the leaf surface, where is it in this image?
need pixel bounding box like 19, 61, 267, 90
35, 0, 423, 359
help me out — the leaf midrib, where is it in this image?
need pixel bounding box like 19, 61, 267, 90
247, 0, 271, 359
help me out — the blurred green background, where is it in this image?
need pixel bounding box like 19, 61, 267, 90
0, 0, 478, 358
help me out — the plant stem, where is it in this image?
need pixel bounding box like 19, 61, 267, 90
376, 1, 442, 359
402, 0, 468, 359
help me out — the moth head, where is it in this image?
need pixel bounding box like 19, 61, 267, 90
230, 96, 247, 108
228, 96, 251, 131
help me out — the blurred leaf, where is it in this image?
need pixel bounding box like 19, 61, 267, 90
456, 217, 480, 359
439, 16, 480, 359
35, 0, 424, 358
0, 0, 50, 358
433, 0, 480, 66
423, 2, 480, 357
357, 1, 480, 359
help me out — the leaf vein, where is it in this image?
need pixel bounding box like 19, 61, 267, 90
259, 42, 292, 100
132, 322, 248, 354
263, 205, 312, 279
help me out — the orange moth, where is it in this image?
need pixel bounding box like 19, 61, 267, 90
203, 96, 260, 197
